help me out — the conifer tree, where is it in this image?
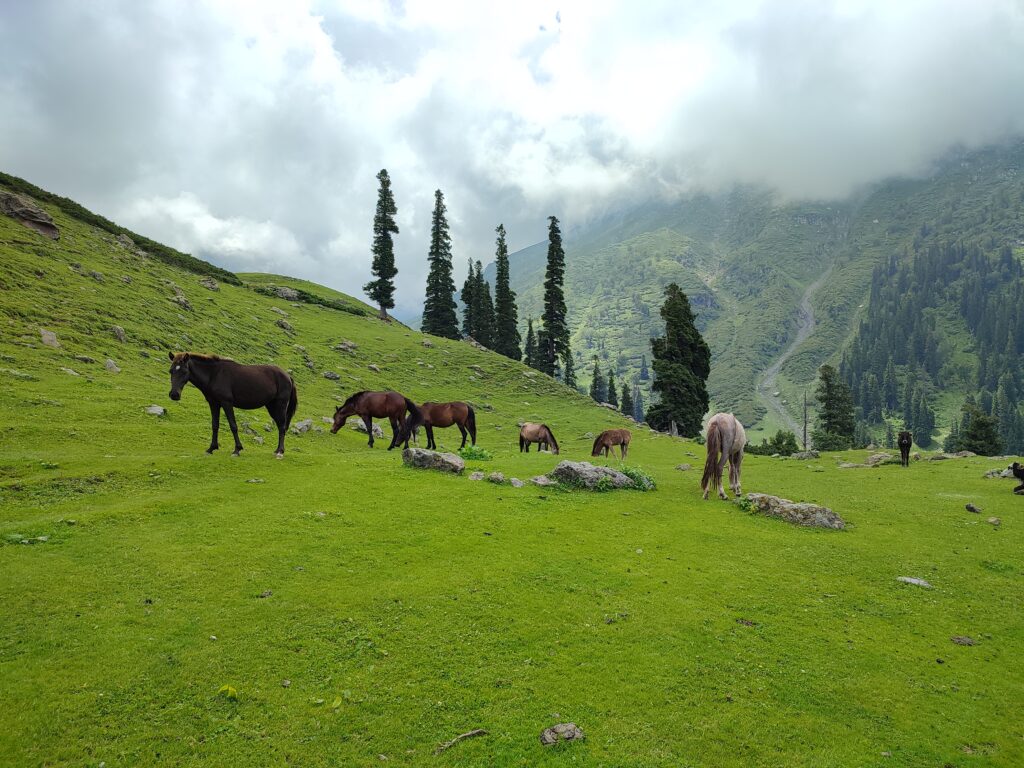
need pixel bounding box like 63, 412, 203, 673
589, 356, 606, 402
958, 402, 1002, 455
620, 382, 634, 418
474, 260, 495, 349
364, 169, 399, 320
563, 351, 577, 389
420, 189, 458, 338
812, 364, 856, 450
639, 355, 649, 381
632, 385, 645, 423
523, 318, 539, 369
492, 224, 521, 360
645, 283, 711, 435
460, 259, 477, 339
607, 368, 618, 407
539, 216, 570, 380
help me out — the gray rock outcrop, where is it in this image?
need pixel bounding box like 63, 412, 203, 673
0, 191, 59, 239
549, 460, 636, 490
402, 448, 464, 474
744, 493, 846, 529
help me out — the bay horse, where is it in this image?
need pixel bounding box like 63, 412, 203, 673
592, 428, 631, 459
897, 431, 912, 467
418, 402, 477, 450
331, 390, 422, 450
167, 352, 297, 457
519, 423, 559, 454
701, 412, 746, 500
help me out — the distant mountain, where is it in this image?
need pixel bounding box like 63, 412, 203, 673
492, 141, 1024, 441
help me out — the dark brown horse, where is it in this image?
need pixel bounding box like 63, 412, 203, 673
418, 402, 477, 450
167, 352, 297, 457
592, 428, 631, 459
331, 390, 422, 450
897, 431, 912, 467
519, 422, 559, 454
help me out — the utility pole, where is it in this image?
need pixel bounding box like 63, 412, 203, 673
802, 390, 808, 450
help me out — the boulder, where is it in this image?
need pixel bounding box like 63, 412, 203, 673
40, 328, 60, 348
0, 190, 59, 239
531, 475, 558, 487
351, 422, 386, 439
323, 371, 340, 380
487, 472, 505, 484
549, 460, 636, 490
199, 277, 219, 291
274, 285, 300, 300
334, 340, 358, 353
865, 452, 895, 466
402, 448, 464, 474
275, 318, 294, 334
744, 493, 846, 530
145, 405, 166, 417
897, 576, 932, 589
540, 723, 585, 746
111, 325, 126, 342
292, 418, 313, 434
104, 359, 120, 373
510, 478, 525, 488
983, 468, 1014, 479
469, 471, 485, 481
791, 450, 819, 460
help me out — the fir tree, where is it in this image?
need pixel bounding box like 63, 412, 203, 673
589, 356, 606, 402
812, 364, 855, 450
524, 318, 538, 368
607, 368, 618, 407
645, 283, 711, 436
639, 355, 649, 381
460, 259, 477, 339
539, 216, 570, 379
420, 189, 459, 338
958, 403, 1003, 455
620, 382, 634, 418
364, 169, 399, 320
563, 351, 577, 389
632, 385, 645, 423
474, 261, 496, 349
492, 224, 521, 360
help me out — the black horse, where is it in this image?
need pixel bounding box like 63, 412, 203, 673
897, 431, 912, 467
168, 352, 298, 457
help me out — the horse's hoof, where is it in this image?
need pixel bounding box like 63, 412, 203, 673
274, 453, 283, 460
232, 451, 241, 457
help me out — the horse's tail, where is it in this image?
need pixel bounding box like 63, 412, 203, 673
399, 397, 424, 443
466, 405, 477, 443
544, 425, 559, 454
286, 378, 298, 428
701, 421, 721, 493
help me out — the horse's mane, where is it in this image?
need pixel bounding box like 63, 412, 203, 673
341, 390, 368, 408
175, 352, 232, 363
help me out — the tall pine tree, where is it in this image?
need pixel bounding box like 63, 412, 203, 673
812, 364, 856, 450
524, 318, 539, 369
620, 382, 634, 418
364, 169, 399, 320
420, 189, 458, 338
645, 283, 711, 436
539, 216, 570, 380
607, 368, 618, 407
492, 224, 521, 360
589, 356, 606, 402
461, 259, 477, 339
632, 385, 645, 423
474, 260, 496, 348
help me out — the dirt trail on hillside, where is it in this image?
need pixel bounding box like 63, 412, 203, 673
756, 266, 833, 438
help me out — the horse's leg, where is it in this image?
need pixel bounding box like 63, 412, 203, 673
268, 400, 287, 457
730, 450, 743, 497
388, 416, 400, 449
622, 442, 628, 459
457, 423, 468, 449
716, 435, 732, 500
426, 425, 436, 450
363, 415, 374, 447
223, 405, 243, 456
206, 401, 221, 454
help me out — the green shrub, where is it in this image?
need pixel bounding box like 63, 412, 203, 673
620, 465, 657, 491
458, 445, 493, 461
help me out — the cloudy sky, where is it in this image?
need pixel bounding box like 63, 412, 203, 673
3, 0, 1024, 317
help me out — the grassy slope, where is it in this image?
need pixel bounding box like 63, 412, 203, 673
2, 187, 1024, 767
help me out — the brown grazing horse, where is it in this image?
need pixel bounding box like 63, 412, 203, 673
418, 402, 477, 450
331, 390, 422, 450
897, 431, 912, 467
168, 352, 297, 457
519, 422, 559, 454
592, 428, 631, 459
701, 412, 746, 500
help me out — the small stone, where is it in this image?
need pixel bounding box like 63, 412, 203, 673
986, 517, 1001, 527
247, 478, 265, 484
145, 405, 166, 417
60, 367, 80, 376
950, 635, 976, 646
292, 419, 313, 434
274, 285, 299, 300
965, 503, 982, 514
111, 325, 126, 342
422, 339, 433, 347
40, 328, 60, 348
469, 472, 485, 481
488, 472, 505, 484
323, 371, 340, 380
510, 478, 525, 488
121, 275, 132, 284
791, 450, 820, 460
258, 590, 273, 599
104, 359, 120, 373
210, 635, 217, 641
74, 355, 96, 364
334, 340, 357, 353
281, 679, 291, 687
271, 307, 288, 316
896, 576, 932, 589
531, 475, 557, 487
276, 318, 294, 334
199, 277, 219, 291
368, 364, 381, 373
675, 463, 692, 471
540, 723, 585, 746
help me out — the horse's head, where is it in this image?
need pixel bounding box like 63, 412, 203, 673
168, 352, 190, 401
330, 405, 350, 434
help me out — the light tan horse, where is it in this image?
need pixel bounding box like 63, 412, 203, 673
701, 412, 746, 500
592, 428, 631, 459
519, 423, 559, 454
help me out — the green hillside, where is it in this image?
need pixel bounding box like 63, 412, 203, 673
498, 142, 1024, 440
2, 179, 1023, 766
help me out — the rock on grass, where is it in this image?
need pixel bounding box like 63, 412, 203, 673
402, 448, 464, 474
744, 493, 846, 529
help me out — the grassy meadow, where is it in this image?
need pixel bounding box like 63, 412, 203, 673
2, 189, 1023, 767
